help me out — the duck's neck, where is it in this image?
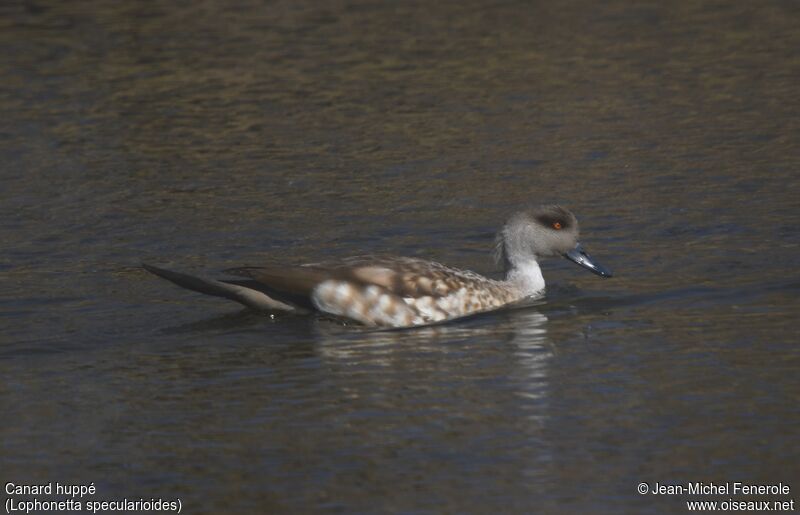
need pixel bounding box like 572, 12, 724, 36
504, 258, 545, 296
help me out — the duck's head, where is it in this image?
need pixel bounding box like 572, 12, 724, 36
495, 205, 612, 278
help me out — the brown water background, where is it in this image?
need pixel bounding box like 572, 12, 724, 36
1, 1, 798, 513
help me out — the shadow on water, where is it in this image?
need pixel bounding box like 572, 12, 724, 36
153, 297, 552, 351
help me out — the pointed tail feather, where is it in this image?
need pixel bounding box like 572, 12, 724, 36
142, 263, 300, 313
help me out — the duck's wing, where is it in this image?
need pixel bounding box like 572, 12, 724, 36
225, 256, 510, 326
224, 256, 491, 300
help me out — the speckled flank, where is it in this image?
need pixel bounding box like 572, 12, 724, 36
313, 280, 414, 327
313, 276, 526, 327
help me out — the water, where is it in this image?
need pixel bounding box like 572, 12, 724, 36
1, 1, 798, 513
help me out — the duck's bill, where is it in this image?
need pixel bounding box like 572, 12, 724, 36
564, 244, 613, 278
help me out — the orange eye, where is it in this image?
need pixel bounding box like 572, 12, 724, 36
552, 222, 562, 230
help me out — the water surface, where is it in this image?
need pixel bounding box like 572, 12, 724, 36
1, 1, 798, 513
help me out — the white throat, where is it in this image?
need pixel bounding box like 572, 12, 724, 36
506, 259, 545, 296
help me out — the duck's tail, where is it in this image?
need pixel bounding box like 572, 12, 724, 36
142, 263, 301, 313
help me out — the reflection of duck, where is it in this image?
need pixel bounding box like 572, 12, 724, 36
144, 205, 611, 328
315, 308, 550, 370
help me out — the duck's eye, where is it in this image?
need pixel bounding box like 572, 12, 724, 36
552, 221, 563, 230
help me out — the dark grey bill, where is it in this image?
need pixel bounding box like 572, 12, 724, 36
564, 243, 613, 278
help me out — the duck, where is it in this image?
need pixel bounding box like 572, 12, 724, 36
143, 205, 611, 328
